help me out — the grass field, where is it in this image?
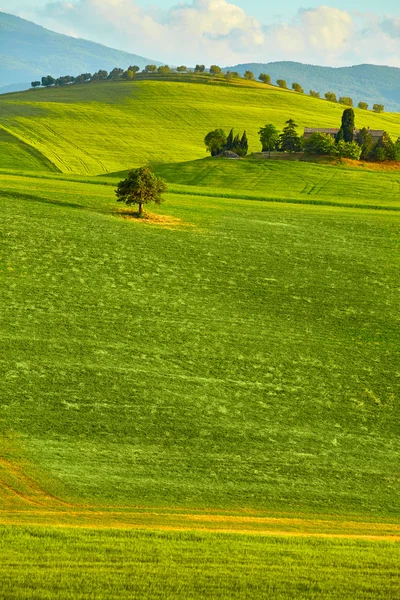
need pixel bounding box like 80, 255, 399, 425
1, 527, 400, 600
1, 78, 400, 174
1, 78, 399, 598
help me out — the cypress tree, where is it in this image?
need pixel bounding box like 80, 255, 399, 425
279, 119, 301, 153
232, 133, 241, 153
239, 131, 249, 156
341, 108, 355, 142
226, 129, 234, 151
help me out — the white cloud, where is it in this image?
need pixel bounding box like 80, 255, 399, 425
20, 1, 400, 67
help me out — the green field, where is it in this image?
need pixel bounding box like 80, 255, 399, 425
1, 78, 399, 598
1, 77, 400, 174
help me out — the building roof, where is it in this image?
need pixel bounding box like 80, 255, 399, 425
304, 127, 384, 135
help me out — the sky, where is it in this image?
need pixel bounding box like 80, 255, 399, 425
1, 0, 400, 67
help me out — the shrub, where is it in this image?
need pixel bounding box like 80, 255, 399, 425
304, 133, 337, 156
336, 141, 362, 160
309, 90, 320, 98
358, 102, 368, 110
373, 104, 384, 113
324, 92, 337, 102
339, 97, 353, 107
276, 79, 287, 89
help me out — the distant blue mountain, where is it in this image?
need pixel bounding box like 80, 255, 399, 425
225, 61, 400, 112
0, 11, 161, 90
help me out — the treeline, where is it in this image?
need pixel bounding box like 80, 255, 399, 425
206, 109, 400, 162
30, 66, 383, 112
204, 129, 249, 156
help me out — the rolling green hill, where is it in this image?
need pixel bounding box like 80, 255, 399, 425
1, 76, 400, 598
0, 77, 400, 175
227, 61, 400, 113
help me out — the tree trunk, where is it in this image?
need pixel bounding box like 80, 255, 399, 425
138, 202, 143, 216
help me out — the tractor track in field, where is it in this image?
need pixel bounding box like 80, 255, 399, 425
1, 458, 400, 541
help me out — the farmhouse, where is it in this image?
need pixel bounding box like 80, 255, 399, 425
304, 128, 384, 142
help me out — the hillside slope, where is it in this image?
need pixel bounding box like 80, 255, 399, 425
226, 61, 400, 113
0, 11, 160, 89
1, 78, 399, 175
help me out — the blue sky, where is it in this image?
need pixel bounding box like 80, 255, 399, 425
2, 0, 400, 66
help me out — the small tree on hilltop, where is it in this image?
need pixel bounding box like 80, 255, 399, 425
144, 65, 157, 73
277, 79, 287, 89
115, 166, 167, 217
204, 129, 227, 156
210, 65, 222, 75
258, 124, 279, 153
195, 64, 206, 73
373, 104, 384, 113
244, 70, 255, 80
259, 73, 271, 84
292, 82, 304, 93
31, 81, 41, 88
339, 96, 353, 107
309, 90, 320, 98
358, 101, 368, 110
279, 119, 301, 153
324, 91, 337, 102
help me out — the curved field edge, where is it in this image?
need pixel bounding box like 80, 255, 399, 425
0, 126, 59, 173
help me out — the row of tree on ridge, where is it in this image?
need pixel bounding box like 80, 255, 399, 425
30, 65, 384, 113
205, 109, 400, 162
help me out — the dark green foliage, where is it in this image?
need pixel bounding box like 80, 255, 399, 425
335, 128, 344, 144
292, 82, 304, 93
195, 65, 205, 73
108, 68, 123, 80
356, 128, 374, 160
277, 79, 287, 89
176, 66, 187, 73
30, 81, 40, 88
115, 166, 167, 215
226, 129, 234, 151
371, 132, 396, 161
258, 123, 280, 152
144, 65, 157, 73
358, 102, 368, 110
336, 140, 362, 159
238, 131, 248, 156
157, 65, 170, 74
337, 108, 355, 143
303, 132, 336, 156
41, 75, 55, 87
204, 129, 227, 156
210, 65, 222, 75
258, 73, 271, 84
339, 97, 353, 107
244, 70, 255, 80
373, 104, 384, 113
309, 90, 320, 98
279, 119, 301, 152
324, 92, 337, 102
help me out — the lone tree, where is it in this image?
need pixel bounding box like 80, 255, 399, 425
337, 108, 355, 143
259, 124, 279, 153
210, 65, 222, 75
277, 79, 287, 89
115, 166, 167, 216
373, 103, 384, 113
279, 119, 301, 153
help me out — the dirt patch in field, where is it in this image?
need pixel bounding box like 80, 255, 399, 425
116, 210, 194, 229
340, 158, 400, 172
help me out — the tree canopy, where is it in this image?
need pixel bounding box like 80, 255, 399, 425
279, 119, 301, 153
259, 124, 280, 153
115, 167, 167, 216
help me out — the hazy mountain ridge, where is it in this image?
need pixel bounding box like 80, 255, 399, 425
0, 11, 160, 89
225, 62, 400, 112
